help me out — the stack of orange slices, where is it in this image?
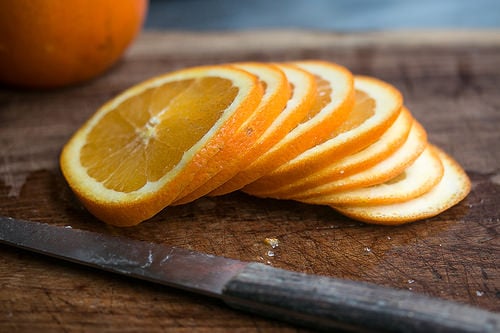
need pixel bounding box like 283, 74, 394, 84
60, 60, 471, 227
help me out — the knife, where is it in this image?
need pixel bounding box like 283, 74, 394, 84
0, 216, 498, 332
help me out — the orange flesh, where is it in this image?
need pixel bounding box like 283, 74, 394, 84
330, 90, 375, 138
81, 77, 238, 192
384, 171, 407, 185
302, 75, 331, 121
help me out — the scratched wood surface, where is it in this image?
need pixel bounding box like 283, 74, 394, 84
0, 30, 499, 332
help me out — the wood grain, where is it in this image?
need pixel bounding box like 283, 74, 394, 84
0, 30, 499, 332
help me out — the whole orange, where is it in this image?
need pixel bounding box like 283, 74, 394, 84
0, 0, 148, 88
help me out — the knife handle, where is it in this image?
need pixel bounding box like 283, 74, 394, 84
223, 263, 499, 333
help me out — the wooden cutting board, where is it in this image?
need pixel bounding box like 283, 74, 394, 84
1, 30, 499, 332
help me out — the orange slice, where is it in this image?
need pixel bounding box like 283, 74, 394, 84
172, 62, 291, 205
209, 63, 318, 197
207, 60, 355, 195
303, 145, 444, 206
60, 59, 472, 227
332, 145, 471, 225
251, 107, 414, 199
244, 75, 403, 196
60, 65, 263, 226
272, 119, 428, 200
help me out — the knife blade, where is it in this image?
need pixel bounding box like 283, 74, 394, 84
0, 216, 498, 333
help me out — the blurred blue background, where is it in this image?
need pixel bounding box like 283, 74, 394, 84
145, 0, 500, 31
